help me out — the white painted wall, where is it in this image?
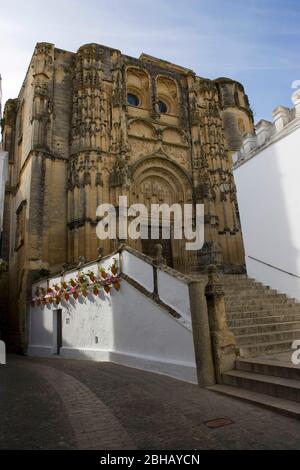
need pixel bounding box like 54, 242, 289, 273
157, 270, 191, 320
234, 124, 300, 300
121, 250, 153, 292
28, 250, 197, 383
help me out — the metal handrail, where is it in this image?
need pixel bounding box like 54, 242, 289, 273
248, 255, 300, 279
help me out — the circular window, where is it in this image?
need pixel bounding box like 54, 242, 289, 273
158, 100, 168, 114
127, 93, 140, 107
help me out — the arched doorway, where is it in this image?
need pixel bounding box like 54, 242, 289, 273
130, 154, 194, 271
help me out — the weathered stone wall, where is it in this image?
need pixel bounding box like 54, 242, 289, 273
0, 151, 8, 234
2, 42, 254, 349
215, 78, 253, 151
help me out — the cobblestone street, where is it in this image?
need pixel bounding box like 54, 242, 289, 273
0, 355, 300, 450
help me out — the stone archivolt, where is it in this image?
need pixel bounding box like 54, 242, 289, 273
131, 154, 192, 204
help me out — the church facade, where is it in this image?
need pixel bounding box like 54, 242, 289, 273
1, 42, 253, 349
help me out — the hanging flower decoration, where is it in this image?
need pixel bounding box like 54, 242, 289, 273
31, 259, 121, 307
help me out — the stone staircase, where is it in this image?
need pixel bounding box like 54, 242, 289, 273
209, 274, 300, 419
223, 274, 300, 357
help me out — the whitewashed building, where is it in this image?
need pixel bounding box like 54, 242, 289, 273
28, 246, 212, 384
233, 88, 300, 301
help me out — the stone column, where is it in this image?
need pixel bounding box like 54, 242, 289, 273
205, 265, 236, 383
188, 278, 215, 386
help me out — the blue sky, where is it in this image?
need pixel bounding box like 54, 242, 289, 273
1, 0, 300, 121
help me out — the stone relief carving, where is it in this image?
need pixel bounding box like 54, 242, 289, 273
109, 153, 130, 188
63, 45, 248, 269
161, 145, 187, 167
129, 139, 155, 159
32, 43, 54, 78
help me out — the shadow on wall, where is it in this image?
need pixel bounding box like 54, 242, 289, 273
0, 267, 9, 345
28, 283, 114, 361
27, 254, 198, 384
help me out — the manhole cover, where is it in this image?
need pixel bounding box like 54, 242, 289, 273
204, 417, 234, 429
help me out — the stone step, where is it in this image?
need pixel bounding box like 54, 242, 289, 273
223, 369, 300, 403
226, 301, 297, 310
226, 303, 297, 313
224, 281, 262, 285
224, 283, 263, 289
222, 274, 248, 279
223, 275, 256, 281
236, 358, 300, 381
225, 295, 288, 304
236, 329, 300, 346
224, 285, 273, 293
239, 339, 294, 357
225, 289, 272, 295
208, 384, 300, 420
228, 308, 300, 319
222, 274, 300, 360
223, 276, 261, 282
227, 296, 299, 306
227, 308, 300, 320
223, 274, 248, 278
224, 278, 298, 301
225, 293, 289, 302
226, 298, 295, 308
228, 313, 300, 327
231, 321, 300, 336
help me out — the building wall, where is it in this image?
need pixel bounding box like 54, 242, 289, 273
0, 152, 9, 342
28, 250, 197, 383
0, 151, 8, 235
215, 78, 253, 152
2, 41, 254, 349
233, 110, 300, 300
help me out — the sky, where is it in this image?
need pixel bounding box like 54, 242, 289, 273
0, 0, 300, 121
